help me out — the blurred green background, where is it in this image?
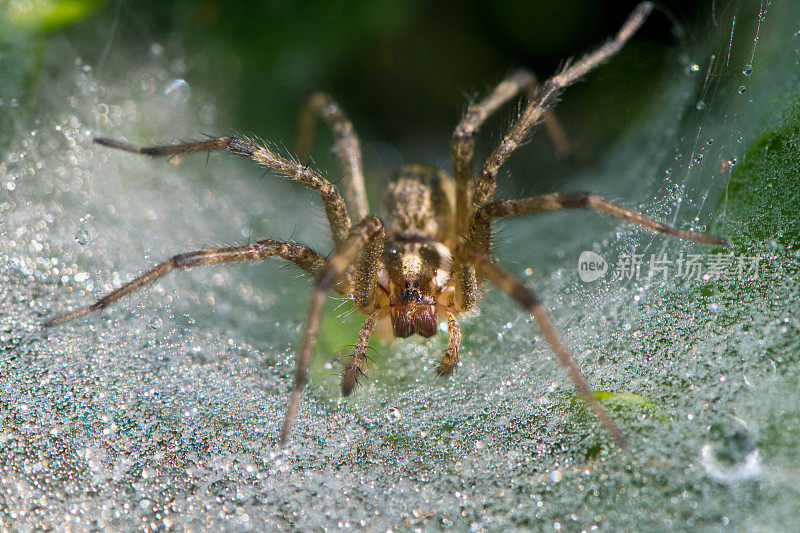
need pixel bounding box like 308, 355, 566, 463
2, 0, 712, 185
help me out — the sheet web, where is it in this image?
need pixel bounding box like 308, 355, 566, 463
1, 1, 798, 529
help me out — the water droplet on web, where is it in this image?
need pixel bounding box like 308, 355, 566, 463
700, 421, 760, 483
74, 229, 90, 245
199, 104, 217, 125
742, 64, 753, 76
696, 100, 706, 111
164, 79, 190, 102
737, 85, 747, 95
150, 317, 163, 330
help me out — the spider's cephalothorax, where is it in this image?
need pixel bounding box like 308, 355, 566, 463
378, 165, 455, 340
43, 3, 730, 447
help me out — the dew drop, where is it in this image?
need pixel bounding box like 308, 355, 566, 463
150, 317, 163, 330
738, 85, 747, 95
742, 64, 753, 76
164, 79, 190, 101
696, 100, 706, 111
74, 228, 90, 245
199, 104, 217, 125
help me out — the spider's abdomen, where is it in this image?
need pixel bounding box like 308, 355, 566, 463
380, 164, 455, 243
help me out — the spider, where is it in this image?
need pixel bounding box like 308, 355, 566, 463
43, 2, 728, 447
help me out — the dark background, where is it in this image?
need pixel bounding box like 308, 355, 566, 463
22, 1, 714, 161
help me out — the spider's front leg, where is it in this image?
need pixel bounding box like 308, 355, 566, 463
473, 2, 654, 207
341, 312, 377, 396
453, 242, 627, 447
340, 215, 384, 396
281, 216, 384, 445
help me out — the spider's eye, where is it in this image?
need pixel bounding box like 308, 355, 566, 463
382, 242, 402, 264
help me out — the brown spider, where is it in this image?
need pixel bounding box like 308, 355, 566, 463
42, 3, 728, 447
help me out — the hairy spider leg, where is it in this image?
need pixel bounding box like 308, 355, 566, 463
455, 242, 627, 447
341, 312, 378, 396
469, 192, 731, 255
472, 1, 654, 207
451, 67, 574, 237
282, 216, 384, 445
41, 240, 329, 328
435, 313, 463, 376
451, 0, 654, 329
93, 135, 353, 246
446, 2, 658, 447
296, 92, 369, 221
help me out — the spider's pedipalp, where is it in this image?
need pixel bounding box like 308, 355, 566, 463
435, 313, 462, 376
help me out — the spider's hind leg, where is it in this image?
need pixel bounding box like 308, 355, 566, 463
296, 92, 369, 221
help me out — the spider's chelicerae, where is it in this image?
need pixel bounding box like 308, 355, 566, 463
44, 3, 728, 446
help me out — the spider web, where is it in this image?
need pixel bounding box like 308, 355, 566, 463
1, 1, 799, 529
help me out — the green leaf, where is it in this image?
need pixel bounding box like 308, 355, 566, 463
4, 0, 106, 34
720, 105, 800, 246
